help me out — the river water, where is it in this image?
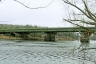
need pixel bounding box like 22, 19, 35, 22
0, 39, 96, 64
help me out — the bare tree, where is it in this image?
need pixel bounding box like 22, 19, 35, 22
62, 0, 96, 28
61, 1, 96, 63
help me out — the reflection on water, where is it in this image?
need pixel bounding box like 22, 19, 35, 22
0, 40, 96, 64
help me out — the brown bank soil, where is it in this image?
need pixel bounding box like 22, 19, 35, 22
56, 37, 75, 41
0, 34, 43, 40
0, 34, 22, 40
0, 34, 76, 41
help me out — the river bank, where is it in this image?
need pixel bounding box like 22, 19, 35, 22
0, 34, 76, 41
0, 34, 22, 40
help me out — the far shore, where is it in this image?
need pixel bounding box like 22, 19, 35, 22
0, 34, 76, 41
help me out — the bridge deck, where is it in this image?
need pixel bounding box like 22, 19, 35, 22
0, 27, 95, 33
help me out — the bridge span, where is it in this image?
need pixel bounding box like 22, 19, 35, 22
0, 27, 95, 32
0, 27, 95, 43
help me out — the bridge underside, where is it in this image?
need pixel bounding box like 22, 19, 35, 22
0, 32, 57, 41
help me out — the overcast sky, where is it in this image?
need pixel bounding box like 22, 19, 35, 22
0, 0, 73, 27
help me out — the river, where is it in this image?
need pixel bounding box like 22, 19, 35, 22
0, 39, 96, 64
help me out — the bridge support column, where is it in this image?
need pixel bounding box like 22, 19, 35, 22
44, 32, 57, 41
80, 31, 92, 43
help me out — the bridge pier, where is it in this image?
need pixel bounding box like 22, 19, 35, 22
44, 32, 57, 41
80, 31, 92, 43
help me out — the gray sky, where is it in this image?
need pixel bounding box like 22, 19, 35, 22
0, 0, 72, 27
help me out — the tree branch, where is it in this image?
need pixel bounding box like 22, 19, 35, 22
82, 0, 96, 22
14, 0, 54, 9
63, 18, 89, 30
62, 0, 90, 19
0, 18, 17, 22
62, 0, 96, 23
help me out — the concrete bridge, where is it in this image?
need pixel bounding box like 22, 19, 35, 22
0, 27, 96, 43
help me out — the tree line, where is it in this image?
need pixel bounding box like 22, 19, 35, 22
0, 24, 47, 29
